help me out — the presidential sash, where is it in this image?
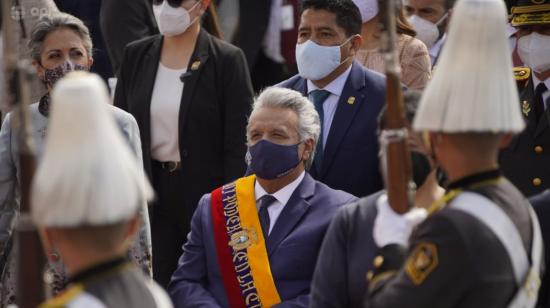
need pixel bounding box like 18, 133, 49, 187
211, 175, 281, 308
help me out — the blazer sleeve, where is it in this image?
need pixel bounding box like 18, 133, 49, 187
100, 0, 156, 76
0, 114, 17, 256
220, 47, 254, 182
310, 206, 353, 308
113, 45, 130, 112
168, 194, 222, 308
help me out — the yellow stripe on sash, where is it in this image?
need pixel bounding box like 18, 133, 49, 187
235, 175, 281, 307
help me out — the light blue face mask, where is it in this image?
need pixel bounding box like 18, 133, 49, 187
295, 36, 355, 81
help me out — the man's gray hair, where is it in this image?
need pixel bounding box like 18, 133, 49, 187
29, 12, 93, 62
248, 87, 321, 169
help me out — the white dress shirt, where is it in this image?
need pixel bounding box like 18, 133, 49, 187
263, 0, 285, 64
307, 65, 353, 148
254, 171, 305, 234
429, 34, 446, 65
150, 63, 185, 162
533, 75, 550, 109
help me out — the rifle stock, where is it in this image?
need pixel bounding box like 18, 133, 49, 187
379, 0, 414, 214
2, 0, 45, 306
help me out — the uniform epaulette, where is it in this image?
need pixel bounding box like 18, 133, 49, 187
39, 284, 84, 308
513, 67, 531, 88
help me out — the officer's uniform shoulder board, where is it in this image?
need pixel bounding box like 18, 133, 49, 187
514, 67, 531, 88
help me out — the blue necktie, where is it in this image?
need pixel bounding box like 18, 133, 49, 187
308, 90, 331, 173
258, 195, 277, 239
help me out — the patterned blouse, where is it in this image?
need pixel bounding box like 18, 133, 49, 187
355, 34, 432, 90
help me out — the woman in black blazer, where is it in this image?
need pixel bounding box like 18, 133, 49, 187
114, 0, 253, 287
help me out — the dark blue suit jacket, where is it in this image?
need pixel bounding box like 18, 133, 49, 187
277, 62, 386, 197
168, 173, 357, 307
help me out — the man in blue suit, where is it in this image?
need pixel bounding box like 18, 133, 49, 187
168, 87, 356, 307
278, 0, 386, 198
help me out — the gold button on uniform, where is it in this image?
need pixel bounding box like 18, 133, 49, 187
533, 178, 542, 186
373, 256, 384, 268
535, 146, 543, 154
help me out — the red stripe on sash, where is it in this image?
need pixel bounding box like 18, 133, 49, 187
211, 188, 246, 308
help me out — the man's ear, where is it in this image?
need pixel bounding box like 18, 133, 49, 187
302, 138, 315, 162
350, 35, 364, 55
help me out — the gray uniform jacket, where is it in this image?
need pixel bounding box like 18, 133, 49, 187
365, 171, 537, 308
0, 103, 152, 304
310, 191, 383, 308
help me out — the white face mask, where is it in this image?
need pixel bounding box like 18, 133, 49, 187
352, 0, 379, 23
518, 33, 550, 74
153, 1, 201, 37
295, 37, 354, 81
408, 13, 448, 49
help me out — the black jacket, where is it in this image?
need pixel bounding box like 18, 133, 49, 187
500, 74, 550, 197
114, 29, 253, 224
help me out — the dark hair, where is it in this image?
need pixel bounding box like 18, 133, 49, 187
377, 90, 422, 130
202, 3, 223, 39
444, 0, 457, 11
301, 0, 362, 36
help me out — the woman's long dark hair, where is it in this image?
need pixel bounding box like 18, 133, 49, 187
202, 2, 223, 39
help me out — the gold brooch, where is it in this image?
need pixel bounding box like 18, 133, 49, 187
229, 228, 258, 251
522, 100, 531, 117
191, 61, 201, 71
347, 96, 356, 105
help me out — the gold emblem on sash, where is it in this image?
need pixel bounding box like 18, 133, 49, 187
522, 100, 531, 117
229, 228, 258, 251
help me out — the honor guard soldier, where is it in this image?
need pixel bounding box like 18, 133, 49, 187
364, 0, 544, 307
500, 0, 550, 197
31, 72, 172, 308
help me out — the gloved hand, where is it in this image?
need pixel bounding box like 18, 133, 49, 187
373, 194, 428, 248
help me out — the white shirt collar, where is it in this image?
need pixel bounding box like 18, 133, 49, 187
307, 65, 353, 97
254, 171, 306, 208
429, 34, 447, 60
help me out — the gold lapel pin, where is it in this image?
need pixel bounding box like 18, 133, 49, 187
522, 100, 531, 117
347, 96, 356, 105
191, 60, 201, 71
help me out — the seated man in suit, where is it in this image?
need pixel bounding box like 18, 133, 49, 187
168, 87, 357, 308
278, 0, 386, 198
310, 90, 445, 308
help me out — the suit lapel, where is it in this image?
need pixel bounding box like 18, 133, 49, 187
266, 173, 315, 256
177, 30, 211, 154
321, 62, 365, 177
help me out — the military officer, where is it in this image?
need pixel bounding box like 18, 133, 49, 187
364, 0, 544, 307
500, 0, 550, 197
31, 72, 171, 308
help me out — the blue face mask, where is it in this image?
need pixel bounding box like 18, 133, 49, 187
248, 139, 301, 180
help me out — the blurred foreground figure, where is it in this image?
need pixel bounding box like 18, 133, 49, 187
32, 72, 172, 308
364, 0, 544, 307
